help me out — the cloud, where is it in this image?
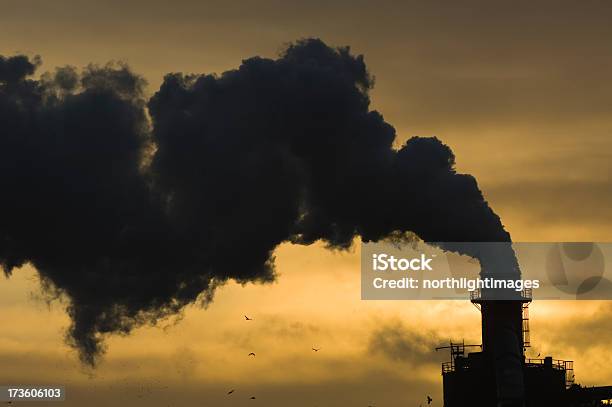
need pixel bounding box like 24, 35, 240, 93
0, 39, 513, 365
488, 179, 612, 227
368, 320, 444, 365
536, 303, 612, 351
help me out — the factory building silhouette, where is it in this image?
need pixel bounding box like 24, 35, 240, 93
438, 287, 612, 406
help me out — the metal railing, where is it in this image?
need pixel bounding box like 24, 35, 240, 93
470, 287, 533, 302
525, 358, 575, 388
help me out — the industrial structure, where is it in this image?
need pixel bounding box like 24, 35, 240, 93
438, 288, 612, 406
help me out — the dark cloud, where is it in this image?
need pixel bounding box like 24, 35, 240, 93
0, 54, 39, 83
0, 38, 514, 364
368, 320, 444, 365
0, 57, 180, 364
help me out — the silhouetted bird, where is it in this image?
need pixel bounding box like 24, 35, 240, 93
248, 352, 256, 357
250, 396, 256, 399
227, 389, 234, 395
427, 395, 433, 404
244, 315, 253, 320
312, 348, 320, 352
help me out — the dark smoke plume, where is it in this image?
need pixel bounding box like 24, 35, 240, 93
0, 39, 513, 365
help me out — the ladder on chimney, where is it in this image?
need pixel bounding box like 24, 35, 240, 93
522, 303, 531, 349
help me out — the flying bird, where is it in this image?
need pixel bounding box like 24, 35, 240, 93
244, 315, 253, 320
250, 396, 256, 399
427, 395, 433, 404
312, 347, 320, 352
248, 352, 256, 357
227, 389, 234, 395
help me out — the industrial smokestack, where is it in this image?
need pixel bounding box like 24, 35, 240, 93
0, 39, 524, 406
479, 245, 526, 407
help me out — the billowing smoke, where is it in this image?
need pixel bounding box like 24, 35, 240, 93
0, 39, 513, 365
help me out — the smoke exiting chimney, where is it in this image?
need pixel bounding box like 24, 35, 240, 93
0, 40, 521, 407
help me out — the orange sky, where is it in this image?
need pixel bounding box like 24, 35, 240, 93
1, 1, 612, 406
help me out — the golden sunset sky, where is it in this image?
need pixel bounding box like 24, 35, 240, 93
2, 1, 612, 406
